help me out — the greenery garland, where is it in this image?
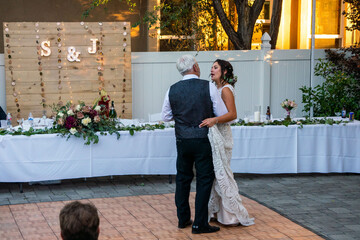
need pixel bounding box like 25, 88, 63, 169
232, 117, 349, 128
0, 118, 350, 145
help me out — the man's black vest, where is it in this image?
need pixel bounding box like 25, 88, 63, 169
169, 78, 214, 139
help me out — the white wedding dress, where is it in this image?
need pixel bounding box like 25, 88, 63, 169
208, 85, 255, 226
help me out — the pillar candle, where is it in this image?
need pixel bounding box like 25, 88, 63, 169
254, 111, 260, 122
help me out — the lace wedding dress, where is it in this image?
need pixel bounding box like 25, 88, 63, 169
208, 85, 255, 226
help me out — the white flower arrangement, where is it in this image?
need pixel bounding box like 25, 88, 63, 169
94, 105, 101, 112
67, 109, 74, 116
81, 117, 92, 126
70, 128, 77, 135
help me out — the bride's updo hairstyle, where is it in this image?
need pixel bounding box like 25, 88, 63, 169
214, 59, 237, 87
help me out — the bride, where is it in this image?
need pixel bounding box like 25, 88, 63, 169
199, 59, 255, 226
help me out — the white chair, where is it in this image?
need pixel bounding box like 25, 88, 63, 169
148, 113, 162, 122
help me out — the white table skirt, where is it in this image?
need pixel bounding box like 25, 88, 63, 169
0, 122, 359, 182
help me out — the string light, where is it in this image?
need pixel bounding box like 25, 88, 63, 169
56, 22, 63, 106
35, 22, 47, 115
5, 23, 21, 120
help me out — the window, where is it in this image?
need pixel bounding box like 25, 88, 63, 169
310, 0, 342, 48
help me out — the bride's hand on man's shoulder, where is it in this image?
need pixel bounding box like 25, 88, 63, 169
199, 118, 217, 128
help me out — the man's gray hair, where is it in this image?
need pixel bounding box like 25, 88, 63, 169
176, 55, 196, 76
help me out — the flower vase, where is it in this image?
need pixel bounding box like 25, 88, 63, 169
285, 111, 291, 121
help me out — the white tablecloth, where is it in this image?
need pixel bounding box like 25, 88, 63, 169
0, 122, 359, 182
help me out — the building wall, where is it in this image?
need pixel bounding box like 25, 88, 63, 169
271, 0, 358, 49
1, 0, 357, 53
0, 0, 151, 54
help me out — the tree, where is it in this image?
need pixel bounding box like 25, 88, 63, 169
213, 0, 283, 49
300, 47, 360, 119
343, 0, 360, 32
83, 0, 284, 50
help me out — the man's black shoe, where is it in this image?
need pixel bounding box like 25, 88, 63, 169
178, 219, 193, 229
192, 224, 220, 234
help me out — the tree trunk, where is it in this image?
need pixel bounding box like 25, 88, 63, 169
213, 0, 265, 50
212, 0, 242, 49
269, 0, 283, 49
246, 0, 265, 49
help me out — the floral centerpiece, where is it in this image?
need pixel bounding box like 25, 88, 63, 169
52, 99, 119, 145
96, 89, 111, 117
281, 99, 298, 121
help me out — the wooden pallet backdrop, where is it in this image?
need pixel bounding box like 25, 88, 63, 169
3, 22, 132, 121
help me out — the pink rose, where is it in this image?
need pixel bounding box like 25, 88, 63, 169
94, 115, 101, 123
77, 112, 84, 119
82, 106, 91, 113
57, 118, 64, 126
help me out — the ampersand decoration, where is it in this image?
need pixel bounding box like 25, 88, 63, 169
4, 23, 21, 120
67, 47, 81, 62
35, 22, 47, 115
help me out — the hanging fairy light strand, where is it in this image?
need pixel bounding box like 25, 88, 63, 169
56, 22, 63, 105
97, 22, 105, 91
35, 22, 47, 115
121, 22, 128, 118
4, 23, 21, 119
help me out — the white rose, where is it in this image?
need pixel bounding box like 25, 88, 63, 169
67, 109, 74, 115
76, 105, 81, 111
94, 105, 101, 112
58, 112, 64, 117
70, 128, 77, 134
81, 117, 92, 126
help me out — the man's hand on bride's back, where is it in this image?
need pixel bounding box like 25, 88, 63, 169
199, 118, 217, 128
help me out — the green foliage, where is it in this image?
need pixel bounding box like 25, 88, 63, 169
232, 118, 348, 128
82, 0, 136, 18
82, 0, 270, 51
1, 119, 347, 143
300, 48, 360, 119
0, 123, 168, 145
343, 0, 360, 32
133, 0, 223, 51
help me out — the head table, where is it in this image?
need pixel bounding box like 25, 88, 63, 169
0, 119, 359, 183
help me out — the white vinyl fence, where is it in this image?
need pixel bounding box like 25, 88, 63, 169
1, 48, 326, 121
132, 49, 326, 120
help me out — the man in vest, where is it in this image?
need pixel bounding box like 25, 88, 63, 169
161, 55, 226, 234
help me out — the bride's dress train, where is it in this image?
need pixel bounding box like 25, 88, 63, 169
208, 123, 255, 226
